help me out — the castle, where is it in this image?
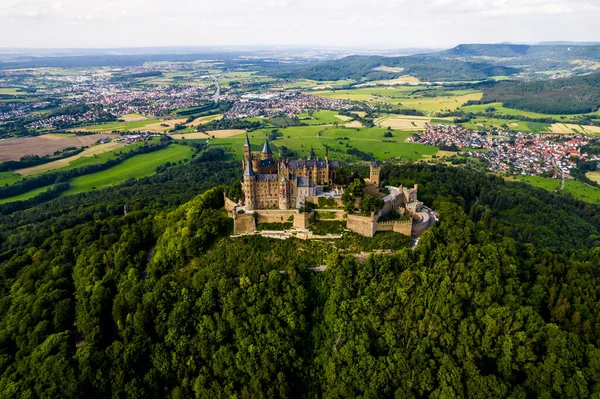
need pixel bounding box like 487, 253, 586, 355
227, 134, 436, 238
241, 132, 341, 210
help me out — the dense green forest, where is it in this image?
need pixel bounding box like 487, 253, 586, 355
479, 73, 600, 114
2, 161, 600, 397
267, 55, 517, 82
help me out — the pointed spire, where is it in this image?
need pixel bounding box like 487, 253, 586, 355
243, 157, 255, 177
308, 148, 316, 160
244, 132, 250, 147
262, 140, 272, 154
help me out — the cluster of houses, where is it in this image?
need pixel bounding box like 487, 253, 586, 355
224, 92, 353, 119
414, 124, 596, 178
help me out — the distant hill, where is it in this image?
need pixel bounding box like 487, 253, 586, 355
478, 73, 600, 114
430, 43, 600, 75
266, 55, 518, 82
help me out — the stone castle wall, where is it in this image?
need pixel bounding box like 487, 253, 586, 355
233, 213, 256, 235
293, 211, 314, 229
255, 210, 295, 224
315, 211, 346, 221
224, 194, 239, 214
347, 213, 376, 237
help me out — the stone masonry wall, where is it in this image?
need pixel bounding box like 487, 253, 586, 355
233, 213, 256, 235
293, 211, 314, 229
347, 214, 376, 237
255, 210, 296, 224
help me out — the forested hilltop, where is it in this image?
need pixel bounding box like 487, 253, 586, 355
478, 73, 600, 114
2, 161, 600, 397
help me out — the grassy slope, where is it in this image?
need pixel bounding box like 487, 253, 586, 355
62, 145, 193, 196
509, 175, 600, 205
209, 126, 437, 162
0, 144, 193, 204
0, 172, 22, 186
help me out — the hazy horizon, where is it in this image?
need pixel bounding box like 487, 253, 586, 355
1, 0, 599, 49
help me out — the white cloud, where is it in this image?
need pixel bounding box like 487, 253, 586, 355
0, 0, 598, 48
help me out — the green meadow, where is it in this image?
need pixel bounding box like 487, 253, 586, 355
208, 126, 437, 162
62, 144, 193, 196
0, 185, 54, 205
74, 119, 162, 133
0, 144, 193, 204
460, 102, 600, 121
296, 110, 348, 125
509, 175, 600, 205
0, 172, 22, 186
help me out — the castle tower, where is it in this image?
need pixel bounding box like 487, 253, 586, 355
279, 176, 289, 210
325, 147, 331, 185
261, 140, 272, 160
243, 158, 256, 210
308, 148, 316, 160
243, 132, 252, 171
370, 161, 381, 188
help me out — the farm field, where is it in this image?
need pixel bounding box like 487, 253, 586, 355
0, 88, 22, 95
355, 75, 421, 86
171, 132, 209, 140
0, 185, 54, 205
119, 113, 149, 122
0, 133, 116, 162
69, 119, 162, 133
311, 86, 423, 102
460, 117, 551, 133
548, 123, 600, 135
399, 91, 482, 113
187, 114, 222, 126
508, 175, 600, 204
460, 101, 600, 122
375, 115, 437, 130
15, 141, 127, 176
283, 79, 355, 90
61, 144, 194, 196
0, 171, 22, 186
297, 110, 349, 125
209, 126, 436, 162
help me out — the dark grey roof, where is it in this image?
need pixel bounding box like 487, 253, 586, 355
308, 148, 316, 160
372, 161, 381, 168
297, 176, 309, 187
244, 132, 250, 147
286, 159, 339, 170
243, 158, 254, 177
262, 140, 272, 154
256, 174, 278, 181
259, 158, 275, 168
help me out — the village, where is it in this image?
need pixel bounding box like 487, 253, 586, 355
412, 124, 598, 179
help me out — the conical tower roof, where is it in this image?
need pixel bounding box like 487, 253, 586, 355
262, 140, 272, 154
244, 132, 251, 147
243, 158, 255, 177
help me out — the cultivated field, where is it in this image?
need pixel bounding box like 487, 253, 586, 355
16, 141, 127, 176
131, 118, 187, 133
548, 123, 600, 135
355, 75, 421, 86
170, 132, 209, 140
0, 133, 115, 162
119, 113, 148, 122
69, 119, 161, 133
62, 145, 193, 196
205, 129, 246, 138
208, 126, 438, 162
375, 115, 437, 130
186, 114, 223, 127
